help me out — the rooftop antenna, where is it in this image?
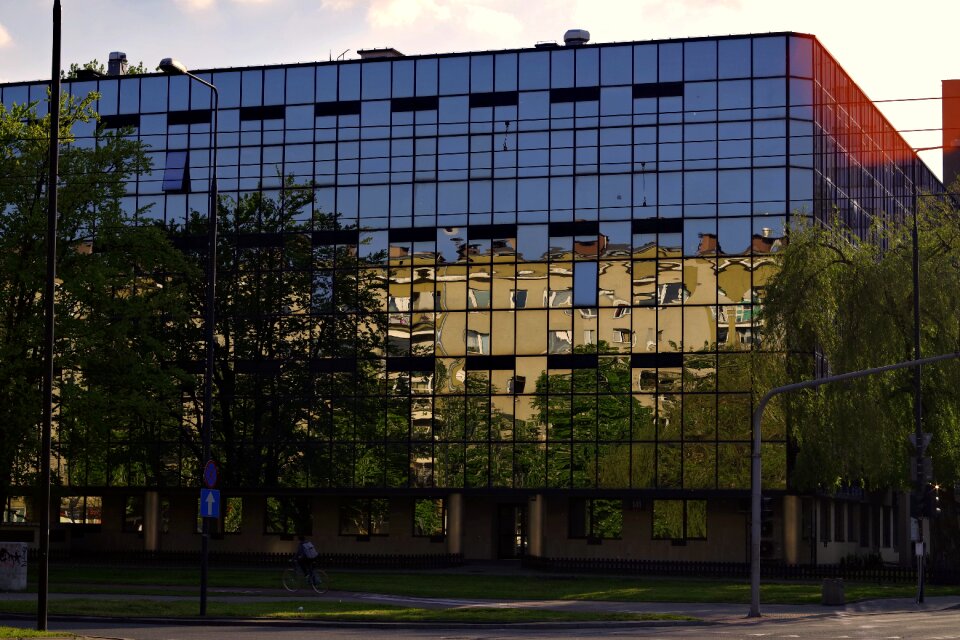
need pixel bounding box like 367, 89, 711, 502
337, 49, 350, 60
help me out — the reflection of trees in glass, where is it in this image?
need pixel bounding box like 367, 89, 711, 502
654, 345, 785, 490
652, 499, 706, 540
569, 497, 623, 539
339, 497, 390, 535
413, 498, 445, 536
532, 343, 653, 488
265, 496, 311, 535
174, 180, 387, 489
0, 94, 195, 507
222, 497, 243, 534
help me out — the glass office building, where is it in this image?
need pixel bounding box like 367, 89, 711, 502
0, 32, 940, 563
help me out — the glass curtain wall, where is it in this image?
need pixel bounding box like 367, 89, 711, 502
0, 33, 937, 495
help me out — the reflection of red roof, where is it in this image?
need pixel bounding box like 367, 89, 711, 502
574, 234, 608, 257
751, 234, 781, 254
697, 233, 720, 255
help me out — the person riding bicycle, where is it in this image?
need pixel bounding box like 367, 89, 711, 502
294, 535, 318, 577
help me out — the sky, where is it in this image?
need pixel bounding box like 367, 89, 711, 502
0, 0, 955, 179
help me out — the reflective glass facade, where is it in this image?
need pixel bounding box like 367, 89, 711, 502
1, 33, 940, 500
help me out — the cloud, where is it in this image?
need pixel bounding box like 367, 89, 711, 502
322, 0, 360, 8
366, 0, 520, 36
175, 0, 216, 10
0, 22, 11, 48
368, 0, 449, 28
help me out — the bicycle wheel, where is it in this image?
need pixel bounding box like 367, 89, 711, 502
281, 567, 301, 592
308, 568, 329, 594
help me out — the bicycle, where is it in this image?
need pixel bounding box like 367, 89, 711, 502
281, 558, 329, 594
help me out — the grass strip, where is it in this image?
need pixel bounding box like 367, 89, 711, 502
0, 599, 693, 624
0, 627, 72, 639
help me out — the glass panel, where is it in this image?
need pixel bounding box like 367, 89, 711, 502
658, 43, 682, 82
362, 61, 391, 99
416, 58, 438, 95
339, 64, 360, 100
551, 49, 574, 88
440, 57, 469, 95
753, 36, 786, 77
392, 59, 414, 97
575, 48, 599, 86
285, 66, 314, 104
718, 38, 751, 79
241, 69, 262, 106
684, 40, 716, 81
519, 51, 550, 90
471, 55, 493, 93
495, 53, 518, 91
316, 65, 337, 101
633, 44, 657, 83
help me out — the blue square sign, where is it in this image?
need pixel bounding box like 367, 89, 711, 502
200, 488, 220, 519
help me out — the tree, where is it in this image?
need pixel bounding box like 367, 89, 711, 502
172, 180, 388, 489
63, 59, 151, 79
0, 93, 194, 510
759, 189, 960, 490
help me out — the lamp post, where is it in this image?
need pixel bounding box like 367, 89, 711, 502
158, 58, 218, 617
38, 0, 61, 631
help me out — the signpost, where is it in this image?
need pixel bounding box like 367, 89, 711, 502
200, 488, 220, 519
202, 459, 219, 489
199, 458, 218, 616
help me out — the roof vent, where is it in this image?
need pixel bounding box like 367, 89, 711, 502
563, 29, 590, 46
357, 48, 405, 60
108, 51, 128, 76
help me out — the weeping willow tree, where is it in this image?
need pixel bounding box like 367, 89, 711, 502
758, 185, 960, 491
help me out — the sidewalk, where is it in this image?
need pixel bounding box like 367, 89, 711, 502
4, 587, 958, 624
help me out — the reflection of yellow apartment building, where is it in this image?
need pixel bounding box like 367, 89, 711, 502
386, 230, 780, 439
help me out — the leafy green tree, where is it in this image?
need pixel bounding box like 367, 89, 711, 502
63, 59, 151, 79
759, 189, 960, 490
0, 93, 194, 510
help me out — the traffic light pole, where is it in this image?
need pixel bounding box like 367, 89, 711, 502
748, 351, 960, 619
910, 159, 924, 604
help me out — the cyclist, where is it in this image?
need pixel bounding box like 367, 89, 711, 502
294, 535, 319, 579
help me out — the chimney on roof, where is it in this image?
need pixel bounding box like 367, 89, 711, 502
563, 29, 590, 46
108, 51, 128, 76
357, 48, 404, 60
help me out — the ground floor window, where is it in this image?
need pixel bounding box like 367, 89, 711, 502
196, 496, 243, 535
265, 496, 312, 535
339, 497, 390, 537
652, 499, 707, 541
3, 496, 30, 524
413, 498, 445, 538
59, 496, 102, 525
569, 498, 623, 540
124, 495, 143, 533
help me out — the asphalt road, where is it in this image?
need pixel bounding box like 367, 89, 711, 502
5, 610, 960, 640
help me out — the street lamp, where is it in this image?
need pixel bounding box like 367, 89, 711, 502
38, 0, 62, 631
159, 57, 219, 617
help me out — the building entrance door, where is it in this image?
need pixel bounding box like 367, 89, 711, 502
496, 503, 527, 559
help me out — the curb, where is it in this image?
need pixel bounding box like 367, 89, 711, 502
0, 612, 706, 631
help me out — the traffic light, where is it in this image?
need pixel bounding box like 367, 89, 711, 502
925, 484, 942, 518
912, 483, 941, 519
